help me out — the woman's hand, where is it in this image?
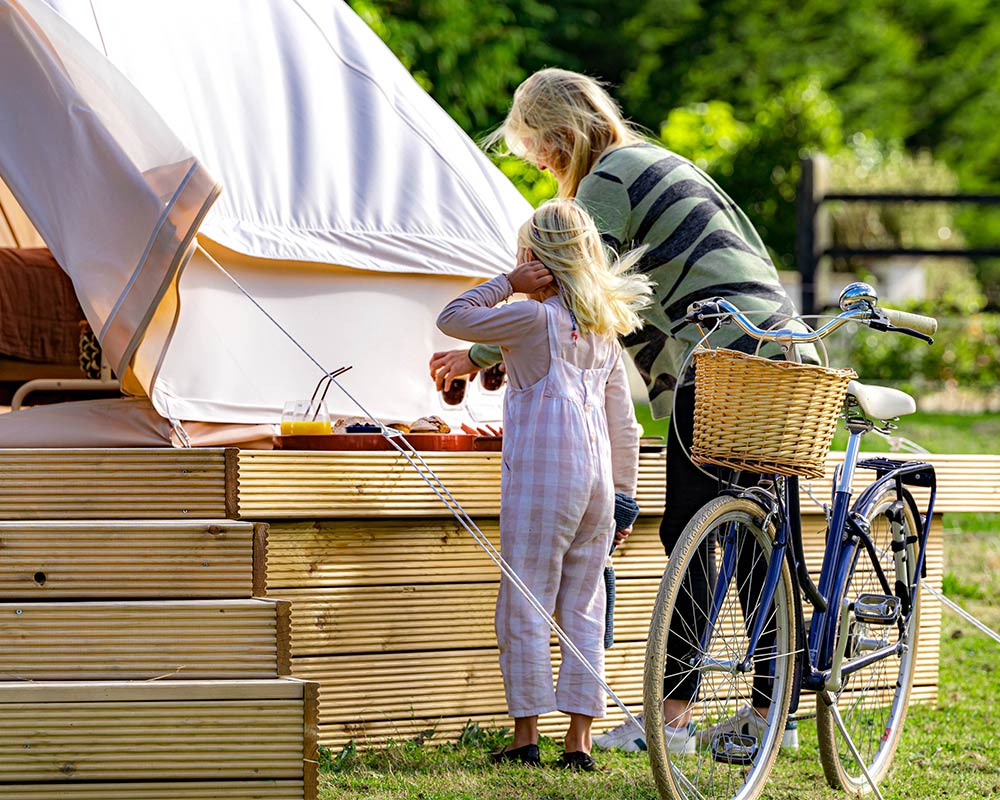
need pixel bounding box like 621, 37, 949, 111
507, 259, 554, 294
614, 526, 632, 548
429, 349, 479, 392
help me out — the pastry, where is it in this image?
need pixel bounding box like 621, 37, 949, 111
410, 415, 451, 434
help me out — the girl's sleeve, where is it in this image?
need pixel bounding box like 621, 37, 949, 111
437, 274, 537, 345
605, 351, 641, 497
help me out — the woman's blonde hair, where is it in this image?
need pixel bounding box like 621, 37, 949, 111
521, 199, 653, 339
487, 68, 646, 197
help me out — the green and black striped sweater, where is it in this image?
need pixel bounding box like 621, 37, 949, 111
471, 144, 813, 418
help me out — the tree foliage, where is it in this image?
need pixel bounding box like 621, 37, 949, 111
349, 0, 1000, 288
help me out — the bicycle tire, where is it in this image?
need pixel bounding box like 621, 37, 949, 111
644, 496, 797, 800
816, 483, 922, 795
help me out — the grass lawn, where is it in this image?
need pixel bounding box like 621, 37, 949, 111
320, 414, 999, 799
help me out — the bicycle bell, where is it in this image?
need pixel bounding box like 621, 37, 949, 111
839, 281, 878, 312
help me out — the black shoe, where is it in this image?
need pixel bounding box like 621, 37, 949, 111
489, 743, 541, 766
557, 750, 598, 772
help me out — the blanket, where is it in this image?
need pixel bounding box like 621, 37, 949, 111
0, 248, 84, 364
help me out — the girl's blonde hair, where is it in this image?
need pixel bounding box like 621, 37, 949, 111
521, 199, 653, 339
487, 68, 646, 198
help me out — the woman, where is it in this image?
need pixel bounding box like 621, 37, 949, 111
437, 199, 649, 770
430, 67, 811, 753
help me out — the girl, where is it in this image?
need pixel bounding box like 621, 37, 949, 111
437, 198, 651, 770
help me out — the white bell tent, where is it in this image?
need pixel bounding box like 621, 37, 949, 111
0, 0, 529, 445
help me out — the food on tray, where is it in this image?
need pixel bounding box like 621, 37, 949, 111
345, 423, 381, 433
385, 421, 411, 433
332, 416, 367, 433
461, 422, 503, 436
410, 415, 451, 433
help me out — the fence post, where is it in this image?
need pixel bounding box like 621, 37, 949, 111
796, 155, 831, 315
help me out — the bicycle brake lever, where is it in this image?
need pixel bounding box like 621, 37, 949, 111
867, 309, 934, 344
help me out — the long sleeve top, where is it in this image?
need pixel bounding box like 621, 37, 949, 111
438, 274, 641, 497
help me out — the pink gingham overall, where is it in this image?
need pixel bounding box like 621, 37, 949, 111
495, 300, 618, 719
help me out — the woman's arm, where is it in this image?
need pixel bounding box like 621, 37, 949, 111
605, 352, 641, 497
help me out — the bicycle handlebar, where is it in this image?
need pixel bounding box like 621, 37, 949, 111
683, 296, 937, 345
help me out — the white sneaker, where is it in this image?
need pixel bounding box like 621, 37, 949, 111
696, 704, 766, 748
593, 715, 696, 754
663, 721, 697, 754
593, 715, 646, 752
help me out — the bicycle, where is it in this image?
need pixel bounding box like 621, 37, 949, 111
642, 282, 939, 800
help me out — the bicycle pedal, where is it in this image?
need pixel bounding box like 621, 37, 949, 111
710, 732, 758, 765
853, 593, 901, 626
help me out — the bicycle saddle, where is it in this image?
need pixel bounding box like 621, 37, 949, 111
845, 380, 916, 420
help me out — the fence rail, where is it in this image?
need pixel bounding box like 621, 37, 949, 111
795, 156, 1000, 314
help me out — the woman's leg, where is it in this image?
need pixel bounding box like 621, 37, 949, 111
660, 385, 718, 726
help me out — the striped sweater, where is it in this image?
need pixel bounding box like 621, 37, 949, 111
472, 143, 813, 418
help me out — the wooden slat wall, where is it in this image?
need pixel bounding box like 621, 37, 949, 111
237, 450, 999, 519
0, 449, 230, 520
0, 679, 315, 783
0, 598, 290, 680
265, 512, 943, 749
0, 520, 260, 599
0, 782, 306, 799
236, 450, 666, 519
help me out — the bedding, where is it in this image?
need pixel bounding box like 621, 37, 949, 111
0, 247, 84, 364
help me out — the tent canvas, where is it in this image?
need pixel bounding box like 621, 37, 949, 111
0, 0, 530, 444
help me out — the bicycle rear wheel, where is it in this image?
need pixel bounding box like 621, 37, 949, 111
644, 496, 796, 800
816, 483, 921, 795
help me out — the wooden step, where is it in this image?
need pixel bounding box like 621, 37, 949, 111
0, 679, 317, 792
0, 449, 231, 519
0, 520, 264, 599
0, 598, 291, 680
0, 781, 306, 799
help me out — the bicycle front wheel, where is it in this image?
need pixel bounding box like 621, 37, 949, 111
816, 483, 922, 795
644, 496, 797, 800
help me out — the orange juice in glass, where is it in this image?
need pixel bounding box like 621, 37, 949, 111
280, 400, 332, 435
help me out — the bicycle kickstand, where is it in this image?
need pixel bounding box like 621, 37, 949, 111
819, 689, 886, 800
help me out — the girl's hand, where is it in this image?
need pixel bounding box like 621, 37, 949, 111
614, 526, 632, 548
429, 349, 479, 392
507, 260, 554, 294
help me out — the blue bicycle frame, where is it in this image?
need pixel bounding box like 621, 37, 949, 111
705, 430, 937, 698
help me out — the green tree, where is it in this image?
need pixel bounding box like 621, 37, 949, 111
348, 0, 555, 134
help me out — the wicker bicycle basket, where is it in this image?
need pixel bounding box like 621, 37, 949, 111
691, 348, 857, 479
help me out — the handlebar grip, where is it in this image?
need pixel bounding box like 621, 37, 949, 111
883, 308, 938, 336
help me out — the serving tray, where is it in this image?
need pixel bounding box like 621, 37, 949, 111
274, 433, 502, 452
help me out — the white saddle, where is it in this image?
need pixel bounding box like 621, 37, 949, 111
846, 380, 916, 421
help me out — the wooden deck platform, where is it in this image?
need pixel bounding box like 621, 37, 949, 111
0, 446, 992, 756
